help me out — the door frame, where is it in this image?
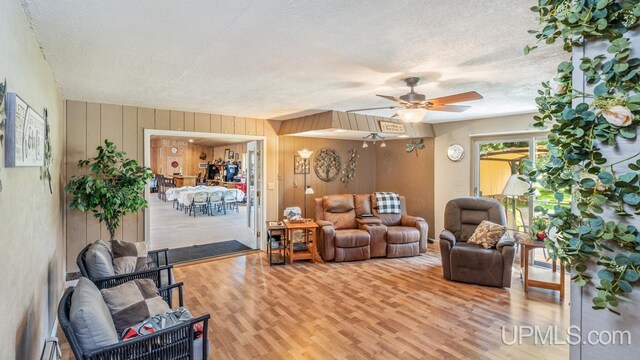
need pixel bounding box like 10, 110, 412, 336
143, 129, 268, 251
470, 130, 549, 229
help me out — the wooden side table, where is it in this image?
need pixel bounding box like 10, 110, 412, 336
518, 234, 565, 300
283, 220, 318, 264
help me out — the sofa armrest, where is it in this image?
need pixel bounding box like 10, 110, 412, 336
402, 215, 429, 253
496, 232, 515, 253
356, 217, 382, 229
316, 220, 336, 261
439, 229, 457, 247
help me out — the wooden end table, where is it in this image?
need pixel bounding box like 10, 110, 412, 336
283, 220, 318, 264
518, 234, 565, 300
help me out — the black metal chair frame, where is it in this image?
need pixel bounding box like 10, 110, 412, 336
59, 282, 210, 360
77, 245, 172, 290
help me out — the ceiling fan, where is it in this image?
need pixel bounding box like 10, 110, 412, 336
347, 77, 483, 123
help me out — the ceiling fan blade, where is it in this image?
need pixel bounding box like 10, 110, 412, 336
347, 106, 400, 112
427, 91, 483, 105
428, 104, 471, 112
376, 94, 412, 105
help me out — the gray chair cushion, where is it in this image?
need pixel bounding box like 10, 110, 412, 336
85, 240, 115, 279
444, 197, 506, 242
70, 278, 119, 351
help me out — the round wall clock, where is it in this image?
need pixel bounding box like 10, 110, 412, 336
447, 144, 464, 162
170, 146, 178, 154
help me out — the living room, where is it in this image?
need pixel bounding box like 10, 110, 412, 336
1, 1, 639, 359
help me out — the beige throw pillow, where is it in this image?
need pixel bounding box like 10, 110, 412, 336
467, 220, 506, 249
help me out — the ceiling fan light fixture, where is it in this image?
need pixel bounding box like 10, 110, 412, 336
398, 108, 427, 123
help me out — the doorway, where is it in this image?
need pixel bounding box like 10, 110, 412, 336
143, 129, 266, 260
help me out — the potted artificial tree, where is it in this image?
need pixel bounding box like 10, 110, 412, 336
66, 139, 152, 241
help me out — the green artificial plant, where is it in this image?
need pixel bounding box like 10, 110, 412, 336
526, 0, 640, 315
66, 139, 152, 241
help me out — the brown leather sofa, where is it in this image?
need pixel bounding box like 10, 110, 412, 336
439, 197, 515, 288
315, 194, 428, 262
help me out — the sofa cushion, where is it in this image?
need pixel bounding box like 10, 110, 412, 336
85, 240, 115, 279
353, 194, 372, 215
323, 194, 357, 230
467, 220, 506, 249
371, 195, 402, 226
70, 278, 119, 351
111, 240, 149, 275
386, 226, 420, 244
450, 243, 503, 270
100, 279, 171, 334
334, 229, 370, 248
322, 194, 355, 213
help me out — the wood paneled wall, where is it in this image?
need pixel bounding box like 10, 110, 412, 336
278, 136, 376, 218
375, 138, 435, 239
150, 139, 246, 176
65, 101, 279, 271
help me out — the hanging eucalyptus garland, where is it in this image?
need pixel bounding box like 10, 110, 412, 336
41, 108, 52, 194
526, 0, 640, 314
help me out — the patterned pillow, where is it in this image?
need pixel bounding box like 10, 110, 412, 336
467, 220, 506, 249
111, 240, 148, 275
100, 279, 171, 334
375, 192, 401, 214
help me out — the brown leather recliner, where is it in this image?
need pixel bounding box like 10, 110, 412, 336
439, 197, 515, 288
315, 193, 428, 262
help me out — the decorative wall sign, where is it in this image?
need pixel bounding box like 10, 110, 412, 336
40, 108, 53, 194
198, 163, 208, 169
199, 152, 207, 161
171, 161, 179, 168
293, 155, 310, 174
314, 148, 341, 182
406, 138, 425, 156
379, 120, 406, 134
340, 149, 359, 184
4, 92, 45, 167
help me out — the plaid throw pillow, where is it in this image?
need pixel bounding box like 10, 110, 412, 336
467, 220, 506, 249
100, 279, 171, 334
111, 240, 148, 275
375, 192, 401, 214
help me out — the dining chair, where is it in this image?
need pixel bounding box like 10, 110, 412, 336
224, 189, 239, 213
208, 191, 225, 215
189, 191, 209, 217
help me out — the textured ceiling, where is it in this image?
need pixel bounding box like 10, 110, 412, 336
21, 0, 564, 122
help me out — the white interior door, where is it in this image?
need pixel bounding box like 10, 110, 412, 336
246, 141, 262, 248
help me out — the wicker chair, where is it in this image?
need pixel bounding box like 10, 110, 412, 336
77, 244, 172, 290
59, 282, 210, 360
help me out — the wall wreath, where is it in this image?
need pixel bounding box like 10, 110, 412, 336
314, 148, 341, 182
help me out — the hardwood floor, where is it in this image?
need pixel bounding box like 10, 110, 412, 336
173, 243, 569, 359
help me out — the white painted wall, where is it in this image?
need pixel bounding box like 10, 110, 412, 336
0, 0, 66, 358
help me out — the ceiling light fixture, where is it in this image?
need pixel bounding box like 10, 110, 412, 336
362, 133, 386, 148
334, 129, 347, 133
188, 139, 194, 143
397, 108, 427, 123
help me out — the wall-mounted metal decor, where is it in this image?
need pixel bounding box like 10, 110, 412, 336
40, 108, 53, 194
314, 148, 341, 182
293, 154, 310, 174
406, 138, 425, 156
340, 148, 359, 184
4, 92, 45, 167
0, 79, 6, 192
199, 152, 207, 160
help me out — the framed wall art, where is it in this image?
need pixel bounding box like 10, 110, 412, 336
294, 155, 310, 174
4, 92, 45, 167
